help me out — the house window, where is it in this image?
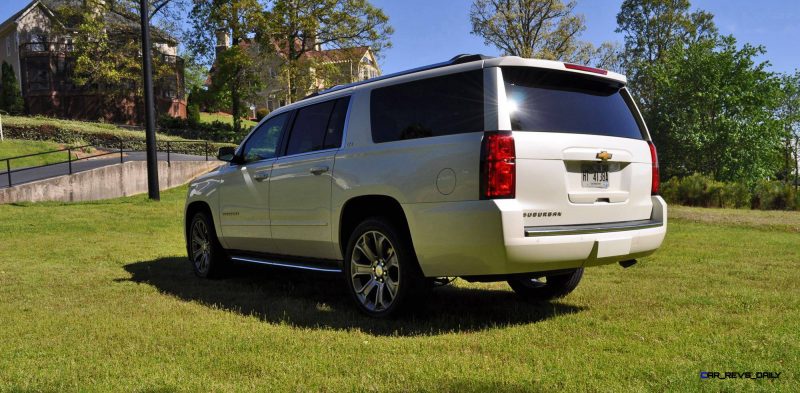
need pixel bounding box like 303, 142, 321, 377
5, 36, 10, 56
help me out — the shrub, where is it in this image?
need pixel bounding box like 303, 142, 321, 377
255, 108, 269, 122
663, 173, 798, 211
1, 62, 24, 114
3, 115, 233, 156
752, 180, 796, 210
157, 115, 243, 143
720, 182, 750, 208
187, 104, 201, 125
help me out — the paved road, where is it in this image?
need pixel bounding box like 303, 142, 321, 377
0, 151, 219, 188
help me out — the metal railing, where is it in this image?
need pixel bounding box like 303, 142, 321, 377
1, 140, 212, 188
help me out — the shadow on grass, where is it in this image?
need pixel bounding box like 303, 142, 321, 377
120, 257, 586, 336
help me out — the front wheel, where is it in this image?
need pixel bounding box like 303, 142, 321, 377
508, 268, 584, 301
187, 211, 229, 278
344, 218, 424, 318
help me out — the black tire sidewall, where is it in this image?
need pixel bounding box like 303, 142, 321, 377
188, 211, 227, 279
508, 268, 584, 301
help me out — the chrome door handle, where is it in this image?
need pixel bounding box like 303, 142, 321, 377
309, 166, 329, 175
253, 171, 270, 182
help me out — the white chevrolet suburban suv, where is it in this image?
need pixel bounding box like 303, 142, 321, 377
184, 54, 667, 317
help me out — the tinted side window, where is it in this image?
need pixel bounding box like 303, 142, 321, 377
323, 97, 350, 149
285, 100, 336, 156
241, 112, 288, 162
370, 70, 484, 143
502, 67, 643, 139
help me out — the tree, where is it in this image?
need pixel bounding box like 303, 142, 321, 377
0, 62, 25, 114
615, 0, 716, 106
646, 36, 783, 183
469, 0, 619, 68
185, 0, 265, 134
777, 71, 800, 188
49, 0, 184, 115
262, 0, 393, 102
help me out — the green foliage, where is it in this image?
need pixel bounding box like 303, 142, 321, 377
647, 36, 783, 183
186, 103, 201, 125
470, 0, 620, 69
261, 0, 393, 102
776, 71, 800, 184
0, 62, 25, 114
662, 173, 797, 210
3, 115, 232, 155
157, 115, 245, 144
255, 107, 269, 122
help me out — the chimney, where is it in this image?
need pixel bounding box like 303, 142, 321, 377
215, 29, 230, 57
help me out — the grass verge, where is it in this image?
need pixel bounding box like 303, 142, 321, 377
200, 112, 257, 128
0, 139, 77, 169
0, 191, 797, 391
2, 115, 234, 156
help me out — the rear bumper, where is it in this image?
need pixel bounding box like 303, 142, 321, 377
404, 196, 667, 277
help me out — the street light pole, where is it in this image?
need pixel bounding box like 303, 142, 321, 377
140, 0, 160, 200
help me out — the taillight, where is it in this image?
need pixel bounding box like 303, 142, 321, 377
648, 141, 659, 195
480, 132, 516, 199
564, 63, 609, 75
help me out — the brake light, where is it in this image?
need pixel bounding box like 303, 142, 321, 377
480, 132, 516, 199
648, 141, 659, 195
564, 63, 609, 75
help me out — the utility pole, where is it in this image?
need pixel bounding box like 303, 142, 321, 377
139, 0, 159, 200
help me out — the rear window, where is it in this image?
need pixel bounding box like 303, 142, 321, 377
502, 67, 643, 139
370, 70, 484, 143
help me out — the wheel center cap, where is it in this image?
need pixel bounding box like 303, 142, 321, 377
375, 265, 385, 277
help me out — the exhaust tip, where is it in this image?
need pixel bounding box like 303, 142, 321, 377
619, 259, 637, 268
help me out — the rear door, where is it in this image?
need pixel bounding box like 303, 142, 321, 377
500, 66, 653, 227
269, 97, 350, 259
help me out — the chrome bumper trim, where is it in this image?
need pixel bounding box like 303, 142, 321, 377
524, 219, 663, 237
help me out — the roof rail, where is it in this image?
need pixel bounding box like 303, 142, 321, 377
299, 53, 494, 101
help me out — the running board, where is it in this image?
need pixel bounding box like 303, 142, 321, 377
230, 255, 342, 273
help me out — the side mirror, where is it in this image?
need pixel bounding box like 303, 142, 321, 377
217, 146, 238, 163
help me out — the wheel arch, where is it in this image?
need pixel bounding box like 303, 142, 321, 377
185, 201, 215, 246
337, 195, 415, 260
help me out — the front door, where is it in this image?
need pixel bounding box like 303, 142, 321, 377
218, 112, 289, 253
269, 96, 350, 259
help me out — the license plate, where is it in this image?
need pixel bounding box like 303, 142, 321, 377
581, 164, 609, 188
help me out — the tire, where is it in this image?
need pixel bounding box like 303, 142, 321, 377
187, 211, 229, 279
508, 268, 584, 301
343, 217, 424, 318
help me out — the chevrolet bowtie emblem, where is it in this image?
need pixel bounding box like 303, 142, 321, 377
596, 151, 612, 161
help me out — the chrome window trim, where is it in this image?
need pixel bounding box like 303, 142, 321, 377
524, 219, 663, 237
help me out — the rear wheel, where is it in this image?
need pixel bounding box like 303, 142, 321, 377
508, 268, 584, 301
344, 218, 424, 318
187, 211, 229, 278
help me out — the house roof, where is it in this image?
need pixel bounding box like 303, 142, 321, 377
0, 0, 178, 44
0, 1, 60, 35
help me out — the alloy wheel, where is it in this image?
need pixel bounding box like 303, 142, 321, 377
190, 218, 211, 275
350, 230, 400, 312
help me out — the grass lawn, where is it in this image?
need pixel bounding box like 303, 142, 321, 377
0, 138, 77, 169
200, 112, 258, 128
0, 194, 797, 391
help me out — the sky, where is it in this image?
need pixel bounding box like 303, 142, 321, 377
2, 0, 798, 75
